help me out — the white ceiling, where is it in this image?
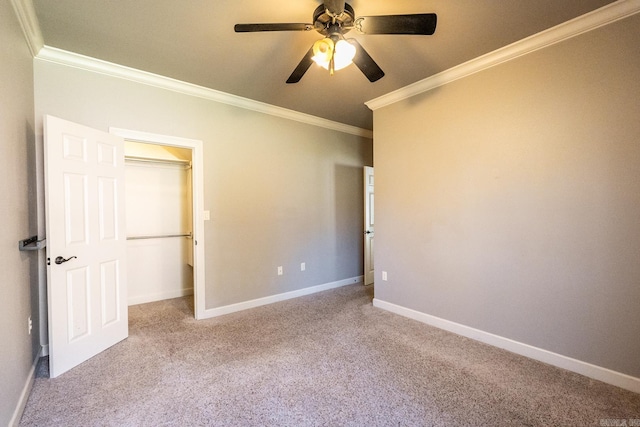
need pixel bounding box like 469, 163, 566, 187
32, 0, 617, 130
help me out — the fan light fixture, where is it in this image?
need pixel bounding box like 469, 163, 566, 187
311, 38, 356, 75
235, 2, 438, 83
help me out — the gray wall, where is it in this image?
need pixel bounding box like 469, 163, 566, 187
373, 14, 640, 378
0, 1, 39, 425
33, 59, 372, 312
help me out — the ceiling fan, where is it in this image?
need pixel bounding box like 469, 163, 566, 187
234, 0, 437, 83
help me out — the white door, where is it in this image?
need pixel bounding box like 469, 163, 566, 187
44, 115, 128, 378
364, 166, 374, 285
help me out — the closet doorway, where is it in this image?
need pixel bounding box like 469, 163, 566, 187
110, 127, 206, 319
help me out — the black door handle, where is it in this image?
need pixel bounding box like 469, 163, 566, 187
55, 256, 77, 265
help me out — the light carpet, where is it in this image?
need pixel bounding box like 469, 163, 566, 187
20, 284, 640, 426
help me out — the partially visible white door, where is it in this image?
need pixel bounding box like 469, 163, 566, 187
44, 115, 128, 378
364, 166, 374, 285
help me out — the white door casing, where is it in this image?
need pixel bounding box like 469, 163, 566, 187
44, 115, 128, 378
109, 127, 206, 319
364, 166, 374, 286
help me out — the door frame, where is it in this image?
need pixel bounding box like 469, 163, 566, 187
109, 127, 206, 319
364, 166, 374, 286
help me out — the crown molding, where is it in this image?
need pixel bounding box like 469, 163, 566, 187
11, 0, 372, 138
10, 0, 43, 57
35, 46, 372, 139
366, 0, 640, 111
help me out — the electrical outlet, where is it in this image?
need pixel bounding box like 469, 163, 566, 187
28, 316, 32, 335
382, 271, 388, 281
301, 262, 306, 271
203, 210, 210, 221
277, 266, 283, 276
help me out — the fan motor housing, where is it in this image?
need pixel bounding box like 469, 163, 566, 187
313, 3, 355, 35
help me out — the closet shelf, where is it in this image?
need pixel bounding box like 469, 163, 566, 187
125, 155, 191, 167
127, 232, 192, 241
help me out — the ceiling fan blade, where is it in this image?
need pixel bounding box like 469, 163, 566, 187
286, 47, 315, 84
234, 23, 314, 32
350, 39, 384, 82
355, 14, 437, 35
324, 0, 345, 16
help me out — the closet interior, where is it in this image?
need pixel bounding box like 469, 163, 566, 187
124, 140, 194, 306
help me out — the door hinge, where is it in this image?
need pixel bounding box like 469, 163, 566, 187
47, 257, 50, 266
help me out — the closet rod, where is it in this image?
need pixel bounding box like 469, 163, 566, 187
127, 232, 192, 241
124, 156, 191, 167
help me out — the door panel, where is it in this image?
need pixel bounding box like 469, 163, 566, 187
67, 266, 90, 342
98, 177, 118, 240
100, 260, 121, 326
45, 115, 128, 378
64, 173, 89, 245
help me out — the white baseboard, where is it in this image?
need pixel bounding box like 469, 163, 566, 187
128, 287, 194, 306
373, 298, 640, 395
200, 276, 363, 319
10, 346, 43, 427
